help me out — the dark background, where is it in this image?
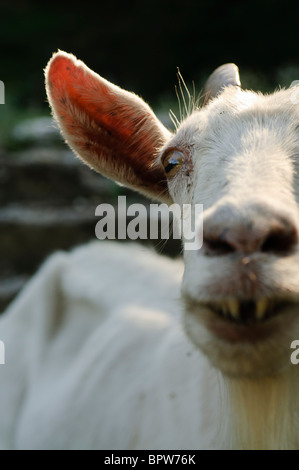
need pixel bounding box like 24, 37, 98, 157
1, 0, 299, 110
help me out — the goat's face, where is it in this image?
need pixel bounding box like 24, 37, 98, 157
46, 53, 299, 379
164, 87, 299, 377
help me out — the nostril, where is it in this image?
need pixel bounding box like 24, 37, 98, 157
202, 204, 299, 256
203, 223, 299, 257
260, 226, 298, 255
203, 236, 235, 256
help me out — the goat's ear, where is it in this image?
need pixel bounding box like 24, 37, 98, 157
203, 63, 241, 105
45, 51, 172, 202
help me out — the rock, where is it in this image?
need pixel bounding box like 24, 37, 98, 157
0, 145, 181, 311
12, 117, 61, 146
0, 148, 120, 206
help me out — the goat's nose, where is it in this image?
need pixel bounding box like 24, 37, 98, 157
202, 205, 299, 256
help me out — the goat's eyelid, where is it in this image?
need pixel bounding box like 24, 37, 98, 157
161, 148, 185, 177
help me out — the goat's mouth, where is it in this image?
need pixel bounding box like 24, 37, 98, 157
203, 298, 288, 325
184, 295, 299, 376
184, 294, 299, 344
201, 298, 297, 343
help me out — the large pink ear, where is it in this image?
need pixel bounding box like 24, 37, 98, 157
45, 51, 172, 202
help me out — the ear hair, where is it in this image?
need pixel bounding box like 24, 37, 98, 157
45, 51, 172, 202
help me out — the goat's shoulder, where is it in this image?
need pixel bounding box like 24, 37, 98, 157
1, 243, 211, 450
1, 241, 184, 362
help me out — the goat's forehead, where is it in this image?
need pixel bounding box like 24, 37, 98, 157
170, 87, 299, 149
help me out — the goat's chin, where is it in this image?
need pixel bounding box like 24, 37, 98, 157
183, 299, 299, 379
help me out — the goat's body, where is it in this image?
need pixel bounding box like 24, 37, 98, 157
0, 242, 220, 450
2, 53, 299, 449
1, 241, 298, 450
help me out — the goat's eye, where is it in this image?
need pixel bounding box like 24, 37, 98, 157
161, 150, 184, 176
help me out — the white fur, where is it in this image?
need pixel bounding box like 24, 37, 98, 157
0, 243, 221, 450
2, 56, 299, 449
176, 88, 299, 378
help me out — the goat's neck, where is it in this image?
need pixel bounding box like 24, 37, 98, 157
217, 368, 299, 450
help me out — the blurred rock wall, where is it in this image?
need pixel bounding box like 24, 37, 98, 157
0, 127, 180, 311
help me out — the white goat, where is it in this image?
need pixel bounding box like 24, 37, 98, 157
1, 51, 299, 450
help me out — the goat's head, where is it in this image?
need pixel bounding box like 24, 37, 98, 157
45, 52, 299, 379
